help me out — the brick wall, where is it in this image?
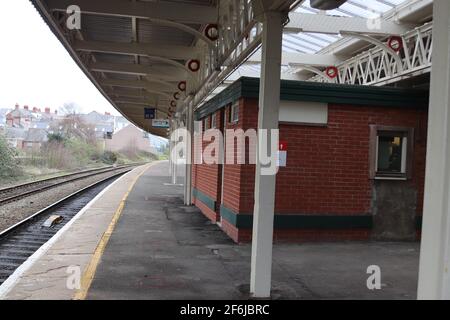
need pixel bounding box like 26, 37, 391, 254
193, 96, 428, 243
235, 98, 427, 216
192, 108, 224, 220
222, 98, 249, 213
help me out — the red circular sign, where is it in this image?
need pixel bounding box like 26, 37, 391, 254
178, 81, 186, 91
188, 59, 200, 72
388, 36, 403, 52
325, 66, 338, 79
204, 24, 219, 41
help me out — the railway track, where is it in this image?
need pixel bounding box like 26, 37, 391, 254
0, 165, 136, 285
0, 164, 138, 205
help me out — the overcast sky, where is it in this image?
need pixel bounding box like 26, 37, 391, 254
0, 0, 119, 115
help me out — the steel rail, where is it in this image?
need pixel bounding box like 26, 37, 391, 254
0, 166, 136, 238
0, 164, 141, 205
0, 166, 136, 284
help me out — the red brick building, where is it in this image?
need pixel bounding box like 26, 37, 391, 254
192, 77, 429, 243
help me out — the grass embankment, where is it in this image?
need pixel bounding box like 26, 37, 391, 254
0, 134, 160, 188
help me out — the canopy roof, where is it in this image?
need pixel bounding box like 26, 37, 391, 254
30, 0, 433, 137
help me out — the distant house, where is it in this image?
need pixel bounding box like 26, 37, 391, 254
94, 123, 114, 140
105, 124, 156, 155
23, 128, 48, 151
3, 127, 27, 149
30, 120, 51, 130
81, 111, 129, 134
80, 111, 113, 125
38, 107, 58, 121
2, 108, 130, 150
114, 115, 129, 131
6, 104, 32, 129
5, 105, 56, 129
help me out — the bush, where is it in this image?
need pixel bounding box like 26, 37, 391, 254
39, 137, 103, 170
65, 138, 101, 164
42, 141, 77, 169
0, 134, 22, 178
100, 151, 118, 164
47, 132, 65, 144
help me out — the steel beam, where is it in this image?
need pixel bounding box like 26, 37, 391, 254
114, 99, 151, 105
285, 12, 416, 35
308, 22, 433, 86
100, 79, 175, 92
90, 62, 185, 81
104, 87, 157, 98
73, 40, 200, 61
246, 51, 341, 66
116, 103, 170, 116
45, 0, 218, 24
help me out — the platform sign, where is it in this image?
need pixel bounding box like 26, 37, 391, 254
152, 119, 170, 128
144, 107, 156, 119
277, 140, 288, 167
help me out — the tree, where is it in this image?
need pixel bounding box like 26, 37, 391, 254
58, 102, 81, 116
47, 132, 65, 144
51, 105, 97, 144
54, 115, 95, 142
0, 134, 20, 178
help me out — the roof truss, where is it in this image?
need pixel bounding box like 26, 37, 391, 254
45, 0, 218, 24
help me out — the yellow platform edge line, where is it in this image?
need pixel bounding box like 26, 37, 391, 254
73, 162, 154, 300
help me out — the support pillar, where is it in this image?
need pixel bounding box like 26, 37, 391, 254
171, 121, 178, 185
250, 10, 284, 298
168, 128, 173, 176
184, 103, 194, 205
417, 0, 450, 300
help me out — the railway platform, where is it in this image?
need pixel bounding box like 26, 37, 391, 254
0, 161, 420, 300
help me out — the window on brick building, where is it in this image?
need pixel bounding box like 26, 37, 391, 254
211, 113, 217, 128
230, 101, 239, 123
369, 126, 414, 180
204, 116, 210, 131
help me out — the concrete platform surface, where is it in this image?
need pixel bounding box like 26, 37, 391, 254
87, 162, 420, 300
1, 161, 420, 300
0, 163, 153, 300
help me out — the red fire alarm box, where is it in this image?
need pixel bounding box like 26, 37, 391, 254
278, 140, 287, 167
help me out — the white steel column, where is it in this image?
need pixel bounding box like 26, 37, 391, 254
418, 0, 450, 300
171, 121, 178, 185
168, 128, 173, 176
250, 11, 284, 298
184, 103, 194, 205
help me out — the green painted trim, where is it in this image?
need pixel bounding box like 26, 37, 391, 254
195, 80, 243, 120
195, 77, 429, 120
220, 205, 253, 228
416, 216, 423, 229
192, 188, 216, 211
220, 205, 373, 229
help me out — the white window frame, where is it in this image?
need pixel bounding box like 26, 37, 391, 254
211, 113, 217, 129
230, 101, 239, 123
370, 125, 414, 180
204, 116, 210, 131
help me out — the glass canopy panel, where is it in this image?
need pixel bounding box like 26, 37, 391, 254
286, 0, 414, 53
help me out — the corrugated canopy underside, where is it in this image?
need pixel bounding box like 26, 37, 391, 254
30, 0, 423, 137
